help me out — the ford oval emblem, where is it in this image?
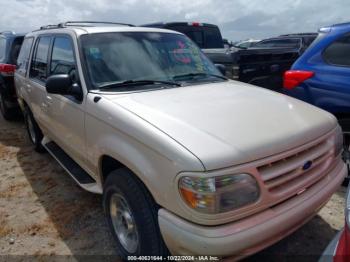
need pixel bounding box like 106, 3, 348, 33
302, 160, 313, 171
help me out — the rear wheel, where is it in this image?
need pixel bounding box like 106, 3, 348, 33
23, 106, 44, 153
103, 168, 168, 260
0, 91, 14, 121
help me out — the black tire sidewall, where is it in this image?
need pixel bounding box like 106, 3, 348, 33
0, 91, 12, 120
104, 183, 142, 257
23, 107, 44, 152
103, 169, 167, 259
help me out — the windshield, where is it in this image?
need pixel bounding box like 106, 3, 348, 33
81, 32, 222, 90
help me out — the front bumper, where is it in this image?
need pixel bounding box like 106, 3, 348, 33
158, 160, 346, 259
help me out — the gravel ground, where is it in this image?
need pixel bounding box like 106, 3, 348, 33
0, 114, 347, 262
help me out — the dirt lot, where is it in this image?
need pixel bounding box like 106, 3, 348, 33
0, 114, 347, 261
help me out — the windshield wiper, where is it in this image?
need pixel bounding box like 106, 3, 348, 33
172, 72, 228, 81
98, 79, 181, 90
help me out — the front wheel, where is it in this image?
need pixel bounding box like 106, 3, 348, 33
103, 168, 168, 260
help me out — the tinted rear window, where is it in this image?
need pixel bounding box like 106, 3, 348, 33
167, 25, 224, 49
323, 34, 350, 66
0, 37, 6, 62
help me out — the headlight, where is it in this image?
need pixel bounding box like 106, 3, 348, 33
179, 174, 260, 214
334, 124, 344, 156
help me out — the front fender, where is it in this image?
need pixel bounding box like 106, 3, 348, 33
84, 94, 204, 211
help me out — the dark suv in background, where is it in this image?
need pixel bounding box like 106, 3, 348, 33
0, 31, 24, 120
253, 33, 317, 52
141, 22, 238, 78
141, 22, 224, 49
142, 22, 317, 91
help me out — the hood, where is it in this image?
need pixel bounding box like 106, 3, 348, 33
102, 81, 337, 170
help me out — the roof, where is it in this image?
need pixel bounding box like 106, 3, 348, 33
318, 21, 350, 34
332, 21, 350, 28
24, 21, 181, 37
279, 33, 318, 37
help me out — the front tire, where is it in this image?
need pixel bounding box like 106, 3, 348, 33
23, 106, 44, 153
103, 168, 168, 260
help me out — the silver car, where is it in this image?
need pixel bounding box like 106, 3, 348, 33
14, 21, 347, 260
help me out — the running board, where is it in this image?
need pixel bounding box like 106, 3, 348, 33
43, 140, 102, 194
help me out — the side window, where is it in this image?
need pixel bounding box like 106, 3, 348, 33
30, 36, 51, 81
50, 36, 76, 76
276, 39, 301, 48
16, 37, 33, 76
323, 35, 350, 67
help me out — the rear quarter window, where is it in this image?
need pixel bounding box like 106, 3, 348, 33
323, 34, 350, 66
16, 37, 34, 76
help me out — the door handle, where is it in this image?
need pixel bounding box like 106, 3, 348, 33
46, 96, 53, 106
26, 84, 32, 93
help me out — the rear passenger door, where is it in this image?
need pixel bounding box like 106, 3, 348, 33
14, 36, 34, 107
28, 35, 52, 132
43, 35, 87, 168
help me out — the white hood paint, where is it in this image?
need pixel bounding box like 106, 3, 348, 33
102, 81, 337, 170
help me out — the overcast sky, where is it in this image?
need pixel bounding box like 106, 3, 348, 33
0, 0, 348, 41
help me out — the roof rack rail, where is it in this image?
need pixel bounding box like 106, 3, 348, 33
39, 25, 62, 30
60, 21, 135, 27
38, 21, 135, 31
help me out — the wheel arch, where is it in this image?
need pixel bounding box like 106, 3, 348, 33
98, 154, 160, 206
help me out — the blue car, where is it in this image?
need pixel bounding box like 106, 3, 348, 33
283, 22, 350, 180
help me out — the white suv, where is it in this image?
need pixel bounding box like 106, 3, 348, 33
14, 21, 346, 260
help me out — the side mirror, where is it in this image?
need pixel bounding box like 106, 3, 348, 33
215, 64, 226, 76
46, 74, 83, 101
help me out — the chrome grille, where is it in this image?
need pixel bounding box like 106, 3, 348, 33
258, 136, 334, 194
